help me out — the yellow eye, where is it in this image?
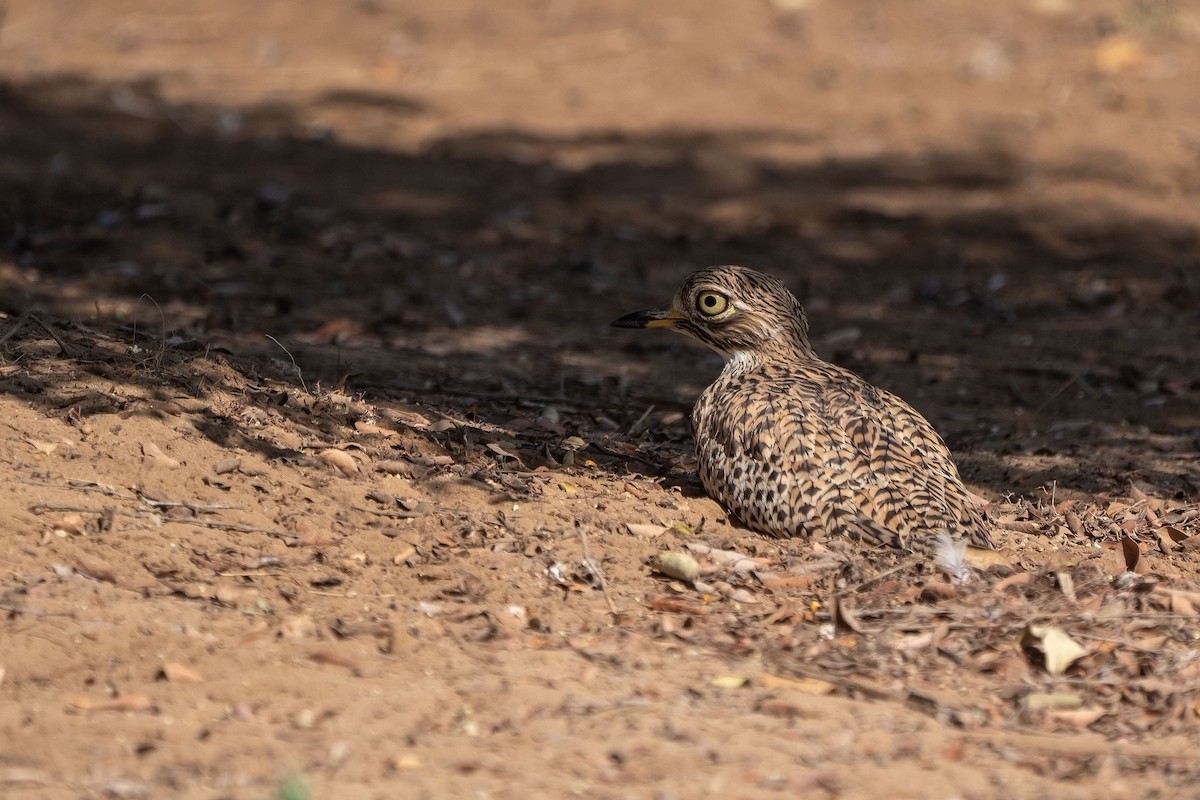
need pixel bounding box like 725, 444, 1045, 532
696, 291, 728, 317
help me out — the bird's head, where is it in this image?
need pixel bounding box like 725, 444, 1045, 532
612, 265, 815, 365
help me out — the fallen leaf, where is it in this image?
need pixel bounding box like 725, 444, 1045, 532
646, 596, 708, 615
213, 458, 241, 475
309, 650, 362, 675
710, 674, 748, 689
1021, 625, 1089, 676
354, 421, 398, 438
280, 615, 317, 640
486, 442, 523, 464
25, 438, 58, 455
626, 522, 667, 538
1094, 35, 1145, 74
319, 448, 359, 477
141, 441, 180, 469
1025, 692, 1083, 711
390, 753, 423, 770
159, 662, 204, 683
51, 514, 88, 537
385, 409, 431, 429
651, 552, 700, 583
994, 572, 1031, 592
375, 459, 415, 477
756, 573, 820, 590
830, 595, 864, 634
1120, 536, 1144, 574
0, 767, 52, 786
757, 674, 836, 695
68, 693, 153, 713
1048, 707, 1108, 728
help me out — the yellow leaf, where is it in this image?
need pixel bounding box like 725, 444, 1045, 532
710, 674, 748, 689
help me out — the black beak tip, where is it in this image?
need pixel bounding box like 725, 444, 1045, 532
610, 311, 648, 329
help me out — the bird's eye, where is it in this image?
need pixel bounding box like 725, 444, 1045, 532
696, 291, 728, 317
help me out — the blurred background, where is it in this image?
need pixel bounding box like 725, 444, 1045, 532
0, 0, 1197, 492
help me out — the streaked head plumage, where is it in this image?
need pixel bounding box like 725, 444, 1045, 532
612, 265, 814, 363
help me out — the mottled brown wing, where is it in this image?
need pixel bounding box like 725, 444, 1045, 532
819, 377, 993, 548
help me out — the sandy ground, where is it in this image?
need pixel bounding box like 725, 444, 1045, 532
2, 1, 1200, 797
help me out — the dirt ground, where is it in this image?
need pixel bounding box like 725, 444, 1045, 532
1, 1, 1199, 797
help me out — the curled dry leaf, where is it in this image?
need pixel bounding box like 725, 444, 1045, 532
68, 693, 153, 713
626, 522, 667, 538
214, 585, 260, 608
74, 559, 118, 584
280, 614, 318, 640
646, 596, 708, 615
375, 460, 414, 477
962, 546, 1011, 569
288, 534, 340, 548
1048, 707, 1108, 729
994, 572, 1032, 592
0, 766, 51, 786
309, 649, 362, 675
830, 595, 865, 634
26, 438, 58, 455
390, 753, 423, 771
1025, 692, 1083, 711
319, 448, 359, 477
651, 552, 700, 583
710, 674, 748, 689
486, 442, 523, 464
1120, 535, 1144, 574
385, 409, 431, 429
354, 421, 398, 438
1021, 625, 1089, 676
757, 673, 836, 695
728, 588, 758, 603
1152, 587, 1200, 616
213, 458, 241, 475
412, 454, 454, 467
999, 518, 1041, 534
51, 514, 88, 537
160, 662, 204, 684
141, 441, 181, 469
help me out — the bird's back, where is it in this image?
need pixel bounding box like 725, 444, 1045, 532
693, 357, 993, 549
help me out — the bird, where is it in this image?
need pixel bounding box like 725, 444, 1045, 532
612, 265, 994, 551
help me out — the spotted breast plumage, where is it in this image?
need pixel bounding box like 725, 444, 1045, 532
612, 265, 993, 551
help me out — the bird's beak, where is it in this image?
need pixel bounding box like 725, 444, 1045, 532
611, 305, 684, 330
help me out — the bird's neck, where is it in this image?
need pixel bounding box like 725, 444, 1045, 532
723, 349, 761, 375
721, 332, 817, 375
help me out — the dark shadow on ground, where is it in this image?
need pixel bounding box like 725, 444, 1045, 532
1, 73, 1198, 497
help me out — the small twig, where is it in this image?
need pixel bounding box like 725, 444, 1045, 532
265, 334, 310, 394
134, 294, 168, 366
216, 571, 288, 578
353, 506, 428, 520
579, 526, 619, 614
0, 314, 73, 356
627, 404, 655, 436
173, 518, 297, 540
140, 497, 239, 512
28, 503, 108, 515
